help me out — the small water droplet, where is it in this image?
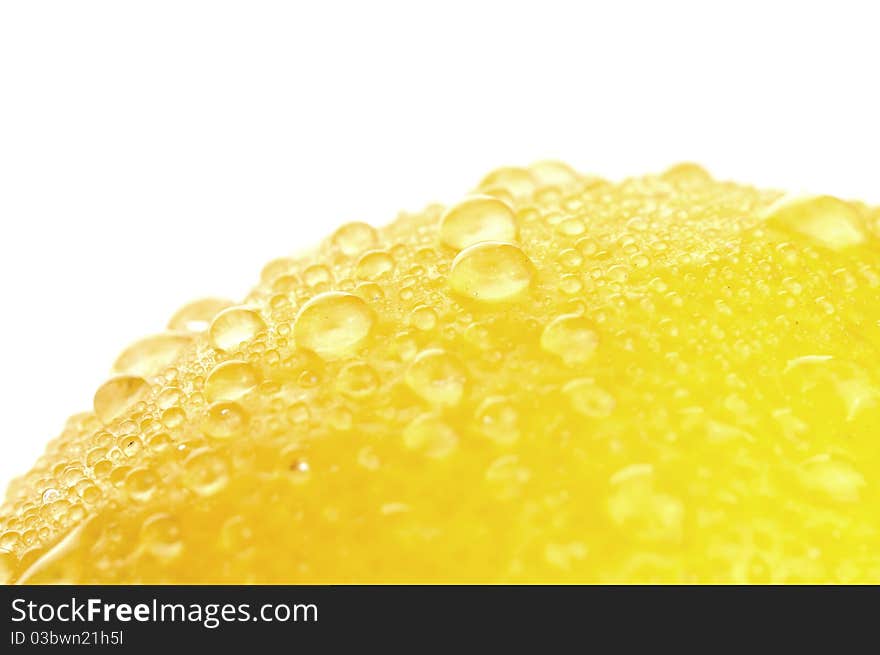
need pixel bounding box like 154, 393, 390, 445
203, 401, 249, 438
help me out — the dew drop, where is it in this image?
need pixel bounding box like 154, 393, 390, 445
336, 361, 379, 399
93, 375, 150, 424
403, 414, 459, 459
293, 292, 374, 359
763, 195, 866, 250
528, 160, 579, 186
478, 166, 537, 198
168, 297, 234, 332
209, 307, 266, 352
203, 401, 249, 438
205, 360, 260, 402
141, 514, 183, 559
356, 250, 395, 280
476, 397, 520, 445
409, 305, 438, 331
541, 314, 599, 365
439, 195, 518, 250
800, 454, 865, 503
448, 241, 534, 302
563, 378, 615, 417
607, 464, 684, 543
113, 332, 194, 377
125, 468, 159, 502
331, 221, 379, 256
405, 349, 467, 407
485, 454, 531, 500
183, 448, 229, 497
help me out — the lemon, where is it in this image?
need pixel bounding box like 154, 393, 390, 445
3, 162, 880, 583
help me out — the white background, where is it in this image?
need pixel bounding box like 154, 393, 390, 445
1, 1, 878, 489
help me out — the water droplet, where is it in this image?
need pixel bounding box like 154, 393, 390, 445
356, 250, 395, 279
209, 307, 266, 352
204, 401, 249, 438
403, 414, 459, 459
41, 488, 60, 504
336, 361, 379, 398
800, 454, 865, 503
528, 160, 579, 186
141, 513, 183, 559
205, 360, 260, 402
763, 195, 866, 250
476, 397, 520, 445
478, 166, 537, 198
607, 464, 684, 543
439, 195, 518, 250
125, 468, 158, 502
563, 378, 615, 417
661, 162, 712, 183
541, 314, 599, 365
409, 305, 438, 331
168, 297, 234, 332
357, 445, 380, 470
405, 349, 467, 407
294, 292, 374, 359
449, 241, 534, 302
485, 454, 531, 500
331, 221, 378, 256
113, 332, 194, 377
183, 448, 229, 497
93, 375, 150, 424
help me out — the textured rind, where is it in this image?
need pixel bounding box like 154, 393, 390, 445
3, 162, 880, 583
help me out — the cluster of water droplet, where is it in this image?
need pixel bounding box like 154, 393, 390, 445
3, 160, 880, 583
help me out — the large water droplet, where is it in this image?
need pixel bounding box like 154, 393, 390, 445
294, 292, 374, 359
331, 221, 378, 256
439, 195, 518, 250
93, 375, 150, 424
405, 349, 467, 407
168, 297, 234, 333
541, 314, 599, 365
205, 360, 260, 402
183, 449, 229, 497
203, 401, 249, 438
209, 307, 266, 352
607, 464, 684, 544
763, 195, 866, 250
800, 454, 865, 503
563, 378, 615, 417
113, 332, 194, 377
449, 241, 534, 302
403, 414, 459, 459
